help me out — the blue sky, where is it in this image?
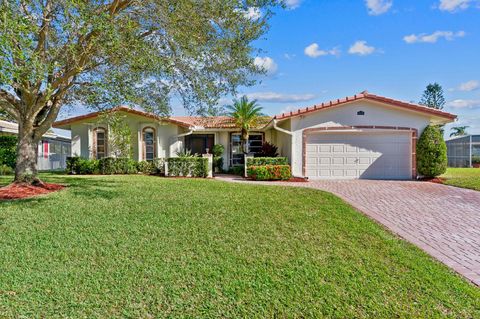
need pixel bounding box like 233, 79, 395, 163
233, 0, 480, 137
59, 0, 480, 138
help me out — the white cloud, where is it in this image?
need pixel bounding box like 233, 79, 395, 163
253, 56, 278, 76
244, 7, 261, 20
285, 0, 302, 9
304, 43, 340, 58
403, 30, 465, 44
458, 80, 480, 91
348, 41, 376, 56
438, 0, 475, 12
246, 92, 315, 103
365, 0, 393, 15
283, 53, 296, 60
447, 99, 480, 109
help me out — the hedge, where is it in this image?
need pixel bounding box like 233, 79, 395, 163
246, 157, 288, 167
0, 135, 17, 168
417, 125, 447, 178
166, 157, 208, 177
66, 157, 165, 175
247, 165, 291, 181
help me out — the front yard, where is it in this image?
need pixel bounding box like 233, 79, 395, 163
442, 168, 480, 191
0, 174, 479, 317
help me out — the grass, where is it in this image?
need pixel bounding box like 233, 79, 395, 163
0, 174, 479, 318
441, 168, 480, 191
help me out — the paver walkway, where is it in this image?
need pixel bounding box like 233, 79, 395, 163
216, 175, 480, 286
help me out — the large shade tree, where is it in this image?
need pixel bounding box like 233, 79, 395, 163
0, 0, 280, 183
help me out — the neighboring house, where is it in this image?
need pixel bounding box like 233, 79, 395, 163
53, 91, 456, 180
446, 135, 480, 167
0, 120, 71, 170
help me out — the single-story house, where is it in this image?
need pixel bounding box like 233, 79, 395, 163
53, 91, 456, 180
1, 120, 71, 170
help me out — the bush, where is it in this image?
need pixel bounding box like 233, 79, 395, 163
247, 165, 291, 181
0, 135, 17, 168
417, 125, 447, 178
99, 157, 138, 175
227, 165, 244, 176
256, 142, 279, 157
472, 156, 480, 165
0, 164, 14, 175
67, 157, 100, 174
246, 157, 288, 167
137, 161, 156, 175
212, 144, 224, 172
167, 157, 208, 177
67, 157, 139, 175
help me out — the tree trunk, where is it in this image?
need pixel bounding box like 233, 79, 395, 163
241, 128, 249, 154
14, 124, 41, 184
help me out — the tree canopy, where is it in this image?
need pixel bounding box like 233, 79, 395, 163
450, 126, 469, 137
419, 83, 446, 110
0, 0, 280, 182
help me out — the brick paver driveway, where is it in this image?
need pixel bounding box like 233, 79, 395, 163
217, 176, 480, 286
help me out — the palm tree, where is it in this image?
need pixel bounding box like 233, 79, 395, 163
227, 96, 263, 154
450, 126, 469, 137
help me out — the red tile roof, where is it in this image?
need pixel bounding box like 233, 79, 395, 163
170, 116, 271, 129
53, 106, 192, 128
273, 91, 457, 121
53, 106, 271, 129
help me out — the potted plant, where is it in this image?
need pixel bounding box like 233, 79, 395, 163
472, 155, 480, 168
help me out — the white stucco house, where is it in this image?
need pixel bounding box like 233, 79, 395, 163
53, 91, 456, 180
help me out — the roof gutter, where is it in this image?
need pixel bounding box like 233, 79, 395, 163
272, 119, 292, 136
176, 129, 194, 138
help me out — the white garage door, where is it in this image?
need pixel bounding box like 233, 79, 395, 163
305, 131, 412, 180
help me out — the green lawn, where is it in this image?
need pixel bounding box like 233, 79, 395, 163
0, 174, 479, 318
442, 168, 480, 191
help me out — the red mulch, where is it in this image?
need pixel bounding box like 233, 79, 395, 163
278, 177, 309, 183
419, 177, 446, 184
0, 182, 65, 200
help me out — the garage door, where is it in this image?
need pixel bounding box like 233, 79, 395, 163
305, 131, 412, 180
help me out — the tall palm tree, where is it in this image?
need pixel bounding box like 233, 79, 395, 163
227, 96, 263, 153
450, 126, 469, 137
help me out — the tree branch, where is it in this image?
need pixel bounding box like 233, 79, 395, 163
0, 89, 20, 120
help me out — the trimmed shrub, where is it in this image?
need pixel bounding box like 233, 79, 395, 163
167, 157, 208, 177
137, 161, 156, 175
228, 165, 244, 176
67, 157, 100, 174
0, 164, 14, 175
152, 158, 166, 175
247, 165, 291, 181
246, 157, 288, 167
417, 125, 447, 178
99, 157, 138, 175
0, 135, 17, 168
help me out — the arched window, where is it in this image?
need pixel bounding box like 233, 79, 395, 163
93, 127, 107, 159
142, 127, 156, 161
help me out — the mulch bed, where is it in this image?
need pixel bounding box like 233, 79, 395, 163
277, 177, 309, 183
0, 182, 65, 200
418, 177, 446, 184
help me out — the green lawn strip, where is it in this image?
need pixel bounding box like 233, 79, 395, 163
0, 174, 478, 318
442, 168, 480, 191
